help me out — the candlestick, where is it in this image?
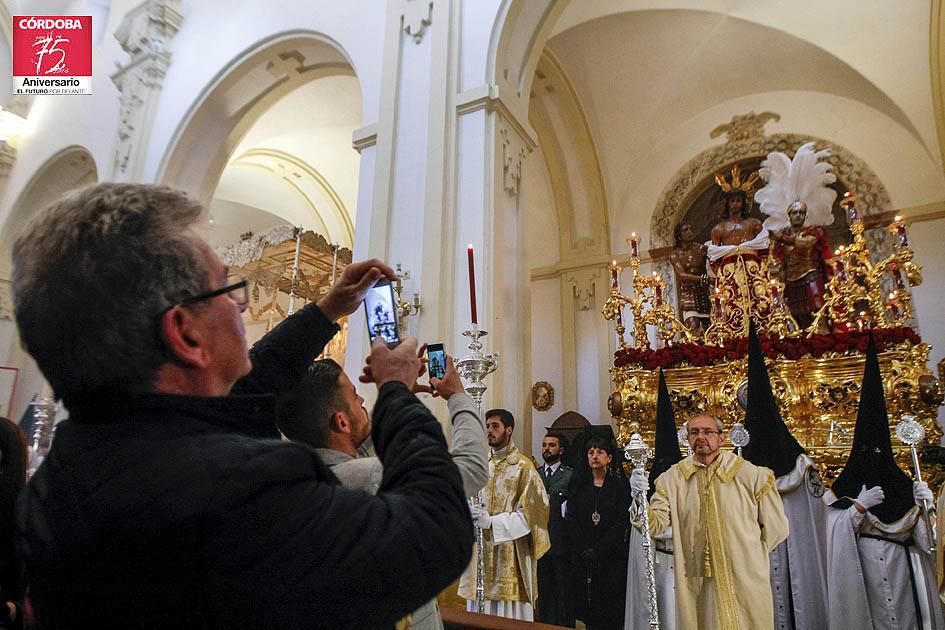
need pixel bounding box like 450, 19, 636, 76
467, 245, 478, 325
892, 215, 909, 248
841, 192, 858, 222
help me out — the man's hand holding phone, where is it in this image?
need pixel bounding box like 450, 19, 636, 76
359, 337, 421, 389
430, 355, 464, 400
413, 348, 464, 401
317, 258, 397, 323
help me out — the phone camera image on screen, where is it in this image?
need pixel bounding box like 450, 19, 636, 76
363, 281, 400, 344
427, 343, 446, 380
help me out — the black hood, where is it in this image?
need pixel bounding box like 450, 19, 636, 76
830, 335, 915, 524
648, 368, 682, 497
742, 322, 805, 477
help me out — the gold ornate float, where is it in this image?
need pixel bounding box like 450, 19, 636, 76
604, 193, 945, 485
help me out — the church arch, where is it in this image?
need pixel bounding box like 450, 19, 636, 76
0, 146, 98, 280
157, 31, 359, 206
650, 134, 893, 250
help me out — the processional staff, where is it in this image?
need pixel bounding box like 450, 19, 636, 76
896, 415, 935, 553
625, 432, 660, 630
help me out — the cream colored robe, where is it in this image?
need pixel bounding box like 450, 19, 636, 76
458, 441, 550, 616
649, 451, 789, 630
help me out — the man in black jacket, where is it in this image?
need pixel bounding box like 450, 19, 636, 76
11, 182, 473, 629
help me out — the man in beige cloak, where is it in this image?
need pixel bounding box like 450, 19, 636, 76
459, 408, 550, 620
631, 413, 789, 629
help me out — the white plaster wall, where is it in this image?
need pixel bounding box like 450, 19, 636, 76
575, 303, 603, 421
908, 216, 945, 429
523, 146, 559, 269
551, 0, 941, 170
529, 277, 564, 455
459, 0, 504, 93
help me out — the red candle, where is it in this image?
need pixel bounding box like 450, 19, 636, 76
611, 260, 619, 290
630, 233, 639, 258
467, 245, 478, 325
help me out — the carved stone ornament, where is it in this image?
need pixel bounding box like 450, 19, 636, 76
565, 271, 597, 311
531, 381, 555, 411
110, 0, 183, 178
710, 111, 781, 144
499, 121, 527, 196
402, 0, 433, 43
0, 280, 12, 321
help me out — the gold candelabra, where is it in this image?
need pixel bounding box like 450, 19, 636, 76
809, 194, 921, 334
602, 232, 694, 349
393, 263, 422, 336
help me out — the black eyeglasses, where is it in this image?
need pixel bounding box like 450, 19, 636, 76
172, 276, 249, 310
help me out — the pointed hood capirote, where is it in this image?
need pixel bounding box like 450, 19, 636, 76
648, 368, 682, 497
829, 335, 915, 524
741, 321, 805, 478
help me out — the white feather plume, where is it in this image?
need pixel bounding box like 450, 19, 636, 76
755, 142, 837, 232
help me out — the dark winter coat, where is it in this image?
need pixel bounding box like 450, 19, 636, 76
16, 305, 473, 629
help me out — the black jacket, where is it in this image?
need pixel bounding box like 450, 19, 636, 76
16, 305, 473, 629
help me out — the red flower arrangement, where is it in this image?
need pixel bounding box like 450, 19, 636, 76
613, 327, 922, 371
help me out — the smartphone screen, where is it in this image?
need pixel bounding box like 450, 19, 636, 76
427, 343, 446, 380
363, 280, 401, 344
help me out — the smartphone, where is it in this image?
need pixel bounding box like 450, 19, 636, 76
363, 279, 401, 344
427, 343, 446, 381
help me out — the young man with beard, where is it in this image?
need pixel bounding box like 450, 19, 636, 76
278, 354, 487, 630
536, 433, 573, 626
459, 409, 550, 620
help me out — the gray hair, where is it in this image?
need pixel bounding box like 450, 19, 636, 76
684, 414, 725, 432
12, 183, 209, 404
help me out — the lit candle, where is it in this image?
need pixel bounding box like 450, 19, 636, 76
888, 292, 900, 319
653, 276, 663, 307
467, 245, 478, 325
893, 215, 909, 248
629, 232, 639, 258
611, 260, 619, 290
857, 310, 868, 331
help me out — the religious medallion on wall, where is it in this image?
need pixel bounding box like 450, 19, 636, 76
531, 381, 555, 411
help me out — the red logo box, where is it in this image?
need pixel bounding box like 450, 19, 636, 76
12, 16, 92, 94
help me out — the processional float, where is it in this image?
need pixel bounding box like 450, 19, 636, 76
603, 148, 943, 487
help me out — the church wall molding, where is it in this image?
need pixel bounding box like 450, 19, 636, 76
931, 0, 945, 177
352, 123, 378, 153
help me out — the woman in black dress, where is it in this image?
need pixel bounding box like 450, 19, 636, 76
567, 428, 630, 630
